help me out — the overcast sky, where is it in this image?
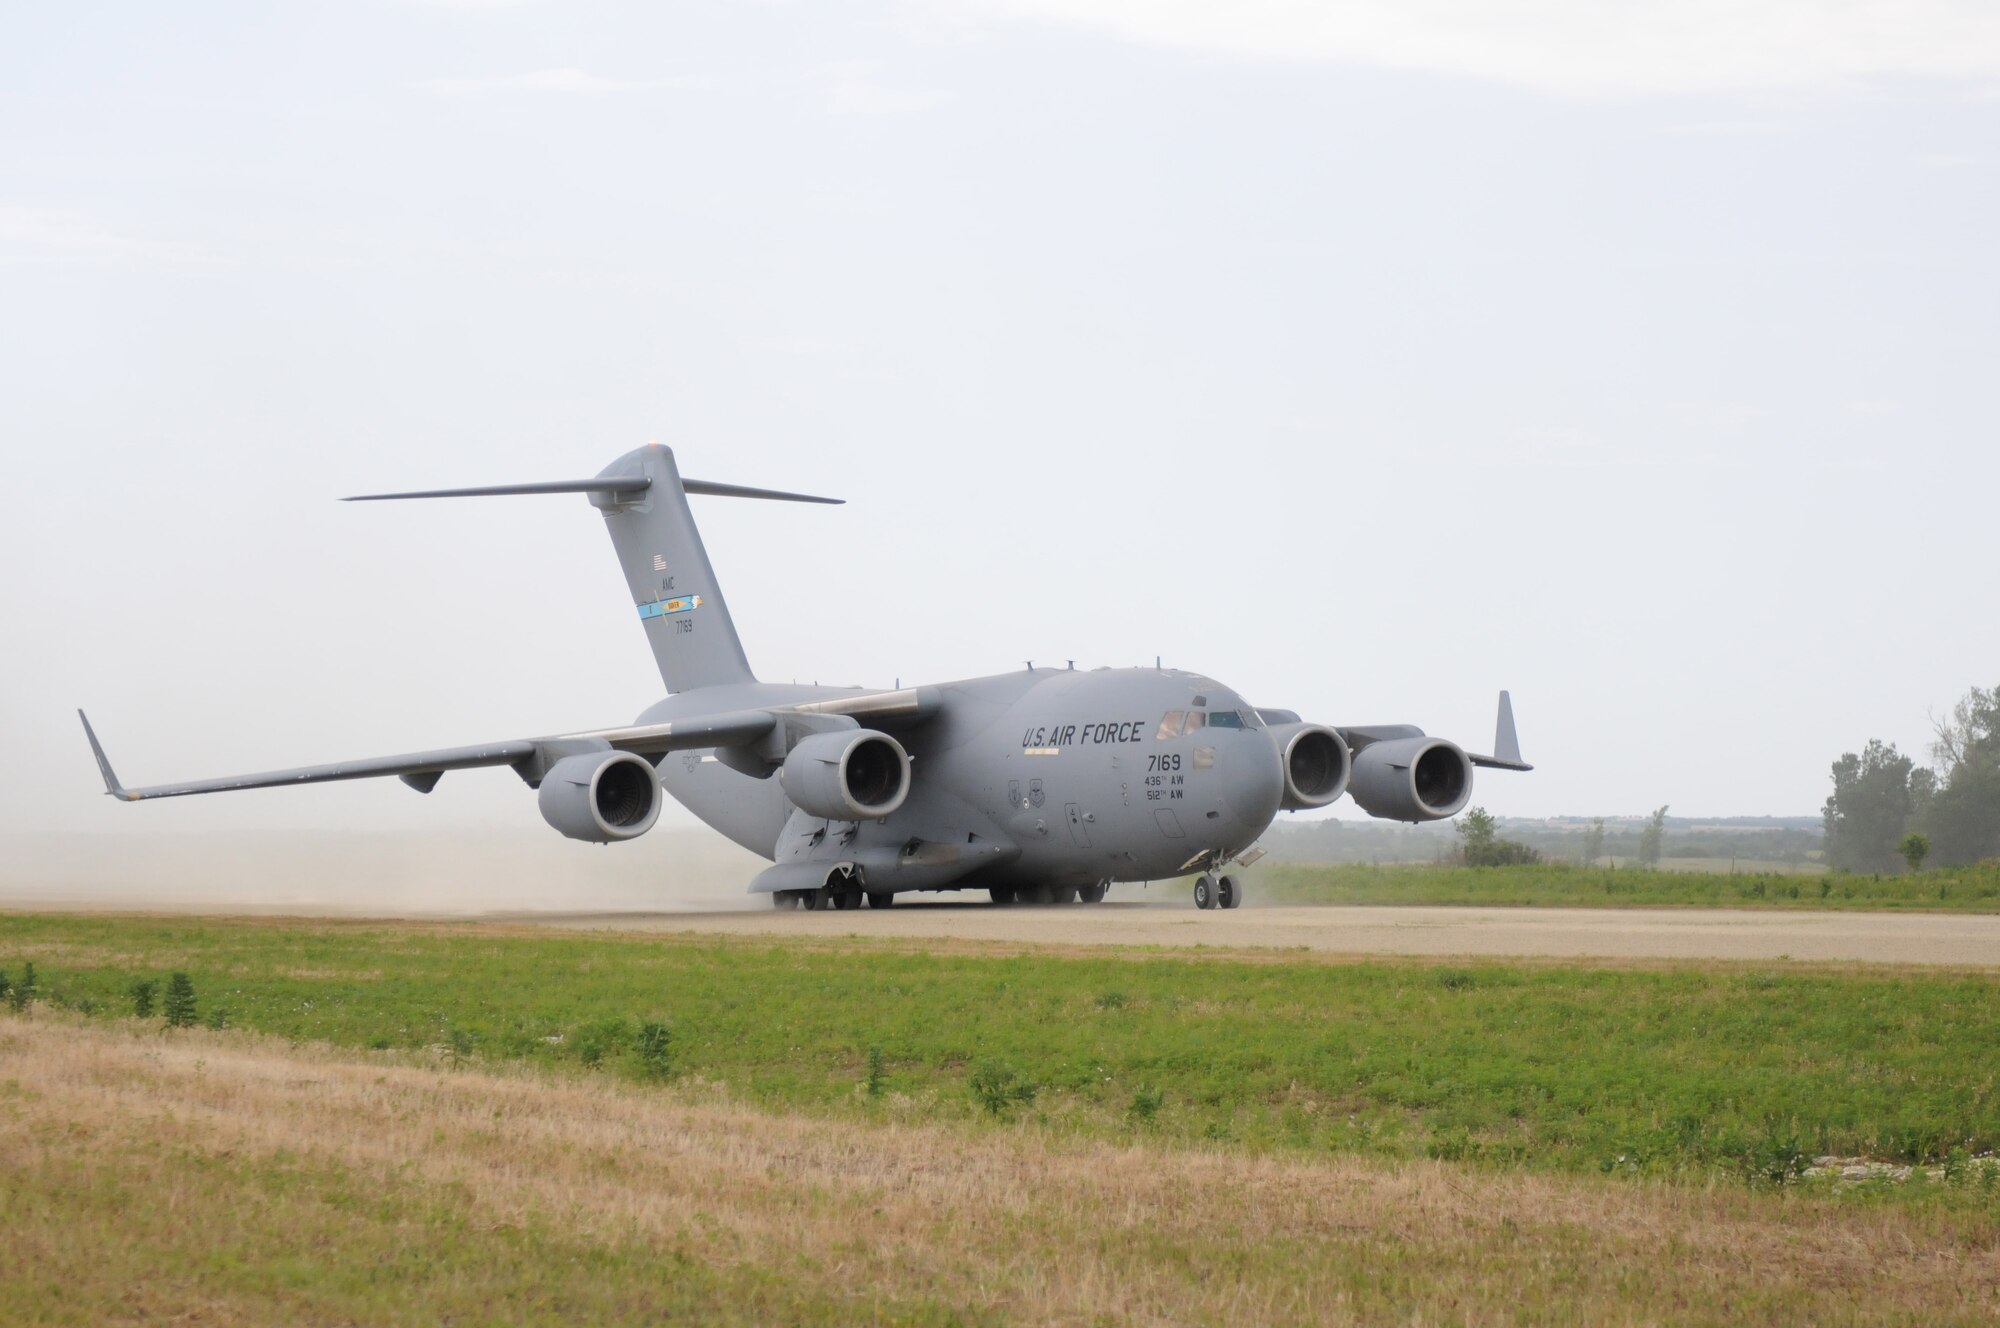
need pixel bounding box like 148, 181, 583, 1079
3, 0, 1996, 845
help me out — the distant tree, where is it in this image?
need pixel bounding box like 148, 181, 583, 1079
1922, 685, 2000, 867
1580, 819, 1606, 868
1636, 806, 1669, 869
1899, 832, 1931, 873
1823, 740, 1932, 873
1929, 685, 2000, 771
1456, 806, 1497, 857
1454, 806, 1542, 867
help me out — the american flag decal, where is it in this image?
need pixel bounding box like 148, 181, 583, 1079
652, 554, 668, 572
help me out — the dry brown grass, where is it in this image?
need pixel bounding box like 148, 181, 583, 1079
3, 1014, 1997, 1325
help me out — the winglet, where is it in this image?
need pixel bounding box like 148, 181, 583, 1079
1495, 690, 1522, 765
1466, 691, 1532, 772
78, 709, 134, 800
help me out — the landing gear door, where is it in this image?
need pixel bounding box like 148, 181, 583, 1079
1065, 802, 1092, 847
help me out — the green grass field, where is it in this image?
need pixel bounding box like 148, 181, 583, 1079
7, 914, 1999, 1190
1259, 859, 2000, 911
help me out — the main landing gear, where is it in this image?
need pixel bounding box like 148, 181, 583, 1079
989, 883, 1109, 906
1194, 872, 1242, 910
771, 867, 895, 911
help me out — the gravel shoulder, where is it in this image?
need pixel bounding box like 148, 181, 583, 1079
509, 898, 2000, 966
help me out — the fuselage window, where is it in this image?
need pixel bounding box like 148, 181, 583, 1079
1155, 710, 1187, 740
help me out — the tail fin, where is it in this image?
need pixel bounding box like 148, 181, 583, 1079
344, 443, 842, 694
592, 444, 762, 693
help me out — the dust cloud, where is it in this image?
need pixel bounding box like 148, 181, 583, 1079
0, 828, 767, 918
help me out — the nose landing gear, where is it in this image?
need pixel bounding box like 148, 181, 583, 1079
1194, 873, 1243, 910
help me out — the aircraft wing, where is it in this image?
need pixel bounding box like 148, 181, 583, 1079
1337, 692, 1533, 772
78, 707, 780, 803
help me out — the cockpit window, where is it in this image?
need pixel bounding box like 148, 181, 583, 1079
1159, 708, 1262, 737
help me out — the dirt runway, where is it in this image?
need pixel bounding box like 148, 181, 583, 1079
513, 899, 2000, 967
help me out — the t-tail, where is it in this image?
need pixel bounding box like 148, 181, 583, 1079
344, 442, 841, 693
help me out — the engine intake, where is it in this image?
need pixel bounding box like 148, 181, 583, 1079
1268, 723, 1350, 810
1347, 736, 1473, 822
779, 729, 911, 821
537, 750, 663, 843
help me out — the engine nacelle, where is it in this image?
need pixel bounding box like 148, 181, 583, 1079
1347, 736, 1473, 822
778, 729, 911, 822
1269, 722, 1351, 810
537, 750, 663, 843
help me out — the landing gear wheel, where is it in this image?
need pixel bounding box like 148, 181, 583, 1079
806, 886, 831, 911
1194, 874, 1216, 910
1053, 886, 1079, 905
834, 890, 862, 910
866, 891, 894, 909
989, 886, 1017, 906
1217, 875, 1241, 910
1078, 884, 1107, 904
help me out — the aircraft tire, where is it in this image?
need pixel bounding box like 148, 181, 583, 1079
806, 886, 831, 911
1078, 884, 1106, 904
834, 890, 861, 910
989, 887, 1016, 906
1194, 875, 1216, 910
1217, 875, 1241, 909
1053, 886, 1078, 905
866, 891, 894, 909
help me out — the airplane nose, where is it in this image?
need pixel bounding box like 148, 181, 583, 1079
1221, 729, 1284, 826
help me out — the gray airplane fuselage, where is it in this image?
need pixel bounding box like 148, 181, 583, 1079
648, 667, 1277, 892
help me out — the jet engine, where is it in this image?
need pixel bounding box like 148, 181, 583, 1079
1347, 737, 1473, 822
537, 750, 663, 843
1269, 722, 1351, 810
778, 729, 912, 821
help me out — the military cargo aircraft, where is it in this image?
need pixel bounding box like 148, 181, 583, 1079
80, 444, 1529, 911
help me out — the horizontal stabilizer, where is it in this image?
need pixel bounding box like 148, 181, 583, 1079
681, 479, 843, 505
343, 478, 650, 501
343, 477, 842, 505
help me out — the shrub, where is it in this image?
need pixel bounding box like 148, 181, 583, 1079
1428, 1126, 1481, 1162
130, 979, 158, 1019
637, 1021, 673, 1081
574, 1017, 629, 1068
7, 963, 38, 1013
1743, 1126, 1809, 1185
969, 1060, 1037, 1117
444, 1027, 475, 1066
1128, 1087, 1164, 1125
1095, 991, 1127, 1010
864, 1044, 885, 1097
162, 972, 197, 1028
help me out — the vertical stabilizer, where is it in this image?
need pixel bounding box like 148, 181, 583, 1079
593, 445, 755, 693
